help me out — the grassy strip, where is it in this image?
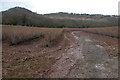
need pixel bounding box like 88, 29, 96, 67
2, 25, 64, 46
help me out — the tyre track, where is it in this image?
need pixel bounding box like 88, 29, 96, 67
45, 32, 84, 78
45, 31, 118, 78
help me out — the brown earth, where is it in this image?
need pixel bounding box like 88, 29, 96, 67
2, 31, 118, 78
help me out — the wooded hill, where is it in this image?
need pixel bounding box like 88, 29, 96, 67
1, 7, 118, 28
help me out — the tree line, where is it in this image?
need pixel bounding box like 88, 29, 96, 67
1, 7, 118, 28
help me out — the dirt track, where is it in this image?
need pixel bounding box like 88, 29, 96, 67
44, 31, 118, 78
2, 31, 118, 78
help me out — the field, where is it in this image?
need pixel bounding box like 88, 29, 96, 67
2, 25, 118, 78
80, 27, 119, 38
1, 5, 119, 79
2, 25, 64, 47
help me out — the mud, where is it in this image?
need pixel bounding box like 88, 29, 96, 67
45, 31, 118, 78
2, 31, 118, 78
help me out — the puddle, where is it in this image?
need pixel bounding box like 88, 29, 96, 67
96, 45, 103, 48
95, 64, 105, 70
72, 32, 79, 40
85, 39, 92, 42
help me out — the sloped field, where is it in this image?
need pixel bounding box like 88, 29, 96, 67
81, 27, 119, 38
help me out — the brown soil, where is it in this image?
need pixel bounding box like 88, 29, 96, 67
2, 31, 118, 78
2, 32, 69, 78
79, 31, 118, 58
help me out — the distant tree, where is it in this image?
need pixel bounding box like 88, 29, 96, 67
22, 14, 27, 26
11, 16, 17, 25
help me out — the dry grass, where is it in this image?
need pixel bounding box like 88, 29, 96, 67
80, 27, 119, 38
2, 25, 65, 78
2, 25, 64, 46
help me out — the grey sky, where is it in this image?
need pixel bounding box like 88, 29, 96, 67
0, 0, 119, 15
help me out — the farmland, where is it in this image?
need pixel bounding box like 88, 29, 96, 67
80, 27, 119, 38
2, 25, 64, 46
2, 25, 118, 78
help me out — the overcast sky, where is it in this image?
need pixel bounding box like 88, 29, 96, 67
0, 0, 119, 15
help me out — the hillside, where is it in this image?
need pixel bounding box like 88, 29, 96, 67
44, 12, 118, 28
1, 7, 118, 28
1, 7, 55, 27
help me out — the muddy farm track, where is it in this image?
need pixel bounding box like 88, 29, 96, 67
2, 31, 118, 78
